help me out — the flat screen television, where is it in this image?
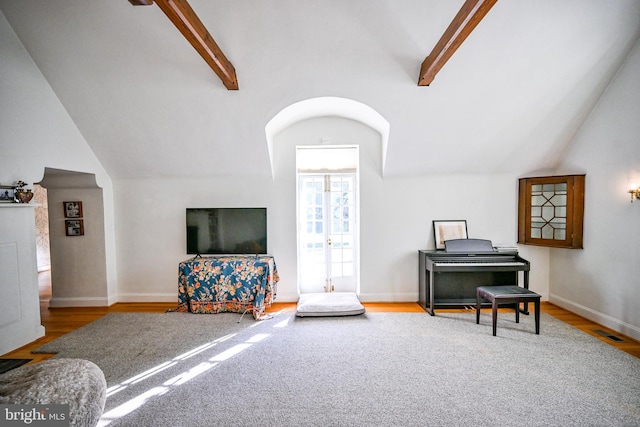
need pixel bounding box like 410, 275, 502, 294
186, 208, 267, 255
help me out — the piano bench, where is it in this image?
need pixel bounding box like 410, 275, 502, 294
476, 286, 540, 337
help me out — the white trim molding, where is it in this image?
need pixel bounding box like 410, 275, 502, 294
550, 293, 640, 342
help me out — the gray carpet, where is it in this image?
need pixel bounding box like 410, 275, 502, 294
33, 310, 640, 427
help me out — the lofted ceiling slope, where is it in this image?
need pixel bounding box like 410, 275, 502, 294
1, 0, 639, 179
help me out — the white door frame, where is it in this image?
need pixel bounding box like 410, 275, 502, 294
295, 146, 360, 296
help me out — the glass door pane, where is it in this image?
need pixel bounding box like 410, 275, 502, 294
298, 176, 327, 293
328, 175, 356, 292
297, 174, 357, 294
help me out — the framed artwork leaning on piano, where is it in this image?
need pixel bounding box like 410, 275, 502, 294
433, 220, 467, 250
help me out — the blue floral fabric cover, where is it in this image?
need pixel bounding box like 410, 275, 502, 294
178, 256, 278, 320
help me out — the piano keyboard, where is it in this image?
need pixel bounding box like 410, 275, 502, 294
433, 261, 526, 267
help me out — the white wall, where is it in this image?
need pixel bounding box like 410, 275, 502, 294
0, 205, 44, 354
0, 7, 554, 319
113, 116, 550, 303
112, 174, 278, 302
46, 185, 108, 307
3, 2, 638, 348
551, 39, 640, 340
0, 12, 117, 307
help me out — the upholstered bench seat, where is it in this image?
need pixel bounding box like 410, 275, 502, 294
476, 285, 541, 336
0, 358, 106, 427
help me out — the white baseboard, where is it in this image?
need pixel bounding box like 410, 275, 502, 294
48, 296, 110, 307
116, 293, 178, 303
89, 292, 419, 306
274, 292, 419, 303
273, 292, 300, 303
549, 293, 640, 342
358, 292, 418, 303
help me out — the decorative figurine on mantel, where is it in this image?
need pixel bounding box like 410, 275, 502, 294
14, 181, 34, 204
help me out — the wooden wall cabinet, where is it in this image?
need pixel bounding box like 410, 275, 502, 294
518, 175, 585, 249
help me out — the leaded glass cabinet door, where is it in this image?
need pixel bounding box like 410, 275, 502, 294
518, 175, 585, 249
297, 174, 358, 294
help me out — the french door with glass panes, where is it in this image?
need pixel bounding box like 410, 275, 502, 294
298, 174, 358, 294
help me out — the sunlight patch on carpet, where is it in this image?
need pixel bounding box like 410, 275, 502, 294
295, 292, 365, 317
99, 330, 272, 426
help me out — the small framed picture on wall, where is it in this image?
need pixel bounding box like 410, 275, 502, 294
64, 201, 83, 218
65, 219, 84, 236
0, 185, 16, 203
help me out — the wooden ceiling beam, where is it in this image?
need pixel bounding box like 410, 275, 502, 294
418, 0, 497, 86
130, 0, 238, 90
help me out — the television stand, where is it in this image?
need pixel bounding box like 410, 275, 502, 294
177, 255, 278, 320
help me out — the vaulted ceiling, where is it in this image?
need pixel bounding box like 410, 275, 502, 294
1, 0, 639, 178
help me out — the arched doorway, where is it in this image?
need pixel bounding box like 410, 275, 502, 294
37, 168, 109, 307
266, 97, 389, 309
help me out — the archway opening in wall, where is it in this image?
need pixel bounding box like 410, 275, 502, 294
265, 96, 390, 179
37, 167, 108, 308
266, 97, 389, 309
32, 183, 52, 302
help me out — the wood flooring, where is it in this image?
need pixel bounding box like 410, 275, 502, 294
2, 272, 639, 364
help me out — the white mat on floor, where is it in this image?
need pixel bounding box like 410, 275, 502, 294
295, 292, 365, 317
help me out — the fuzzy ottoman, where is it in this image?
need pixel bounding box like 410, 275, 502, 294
0, 358, 106, 427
